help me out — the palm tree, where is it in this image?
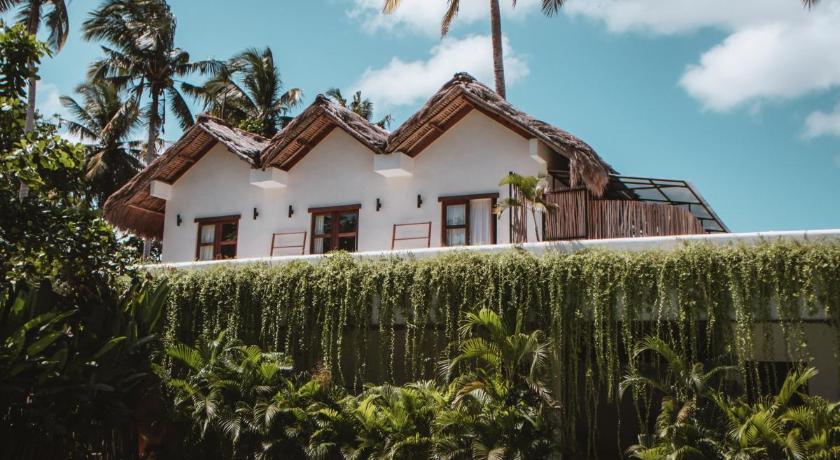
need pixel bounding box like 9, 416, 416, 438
383, 0, 567, 99
61, 80, 142, 205
802, 0, 819, 7
186, 47, 302, 137
494, 173, 556, 242
83, 0, 220, 257
325, 88, 392, 129
0, 0, 69, 132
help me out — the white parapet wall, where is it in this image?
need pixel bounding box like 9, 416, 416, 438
143, 228, 840, 271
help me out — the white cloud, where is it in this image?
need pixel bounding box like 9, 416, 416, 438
348, 0, 540, 36
566, 0, 840, 120
805, 104, 840, 138
351, 34, 529, 111
37, 82, 66, 120
36, 82, 83, 143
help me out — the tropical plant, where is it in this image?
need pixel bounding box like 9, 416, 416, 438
494, 173, 556, 242
1, 23, 136, 296
165, 331, 303, 458
436, 308, 560, 459
0, 0, 68, 131
342, 382, 444, 459
185, 46, 302, 137
325, 87, 392, 129
711, 367, 840, 460
383, 0, 567, 98
0, 279, 170, 458
83, 0, 221, 256
620, 336, 735, 459
61, 79, 143, 204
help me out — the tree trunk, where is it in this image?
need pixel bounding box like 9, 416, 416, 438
20, 4, 42, 200
24, 1, 40, 133
142, 91, 160, 259
530, 207, 541, 242
489, 0, 506, 99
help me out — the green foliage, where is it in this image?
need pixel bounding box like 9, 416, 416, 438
624, 338, 840, 459
60, 79, 143, 205
156, 242, 840, 453
0, 279, 170, 457
495, 172, 555, 241
0, 20, 136, 298
435, 308, 559, 459
185, 46, 302, 137
164, 309, 560, 459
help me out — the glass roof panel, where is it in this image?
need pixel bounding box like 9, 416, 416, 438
660, 186, 700, 204
632, 188, 668, 201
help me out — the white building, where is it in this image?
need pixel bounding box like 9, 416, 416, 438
105, 73, 727, 263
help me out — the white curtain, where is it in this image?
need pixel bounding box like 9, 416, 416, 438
313, 215, 326, 254
198, 225, 215, 260
469, 199, 492, 245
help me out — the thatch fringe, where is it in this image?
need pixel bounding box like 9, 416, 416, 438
103, 116, 268, 239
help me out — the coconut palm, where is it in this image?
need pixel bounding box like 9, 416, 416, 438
494, 173, 557, 242
83, 0, 221, 257
383, 0, 567, 99
186, 47, 302, 137
60, 80, 142, 205
803, 0, 819, 7
0, 0, 69, 131
325, 87, 392, 129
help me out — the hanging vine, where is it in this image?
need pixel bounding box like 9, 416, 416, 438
153, 240, 840, 447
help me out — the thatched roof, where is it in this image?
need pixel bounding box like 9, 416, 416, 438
105, 73, 615, 238
261, 95, 389, 168
387, 73, 614, 195
103, 115, 268, 239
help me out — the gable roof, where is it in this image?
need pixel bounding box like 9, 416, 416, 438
261, 95, 389, 169
103, 115, 268, 239
104, 73, 616, 238
386, 73, 614, 195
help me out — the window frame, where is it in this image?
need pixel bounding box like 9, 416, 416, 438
438, 193, 498, 247
308, 204, 361, 254
194, 214, 241, 261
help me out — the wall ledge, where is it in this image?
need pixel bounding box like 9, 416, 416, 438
141, 228, 840, 270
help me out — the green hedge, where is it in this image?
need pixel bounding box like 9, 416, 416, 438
154, 241, 840, 445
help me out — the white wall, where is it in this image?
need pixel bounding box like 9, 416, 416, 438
161, 110, 546, 262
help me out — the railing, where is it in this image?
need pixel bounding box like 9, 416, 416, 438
544, 189, 705, 241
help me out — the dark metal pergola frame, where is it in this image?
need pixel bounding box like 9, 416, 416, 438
547, 171, 729, 234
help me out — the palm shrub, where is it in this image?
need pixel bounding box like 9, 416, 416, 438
435, 308, 560, 459
495, 173, 556, 242
712, 367, 840, 459
623, 336, 840, 460
621, 336, 736, 459
336, 381, 444, 459
165, 331, 339, 459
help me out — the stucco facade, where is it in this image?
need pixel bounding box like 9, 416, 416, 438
161, 111, 549, 262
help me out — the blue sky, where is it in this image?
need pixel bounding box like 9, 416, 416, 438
17, 0, 840, 232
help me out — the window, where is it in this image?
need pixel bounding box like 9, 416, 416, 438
309, 204, 361, 254
439, 193, 498, 246
195, 215, 240, 261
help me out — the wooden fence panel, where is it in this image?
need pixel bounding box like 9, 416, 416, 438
544, 190, 704, 241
